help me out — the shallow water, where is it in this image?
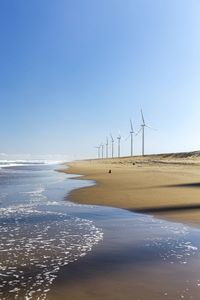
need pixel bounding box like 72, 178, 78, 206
51, 207, 200, 300
0, 164, 103, 299
1, 164, 200, 299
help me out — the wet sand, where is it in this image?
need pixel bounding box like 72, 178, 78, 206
49, 206, 200, 300
64, 153, 200, 227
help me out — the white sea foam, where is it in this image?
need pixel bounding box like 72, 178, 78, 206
0, 165, 104, 300
0, 206, 103, 300
142, 218, 198, 264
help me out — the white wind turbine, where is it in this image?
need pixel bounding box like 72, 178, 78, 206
101, 143, 104, 159
106, 137, 109, 158
117, 132, 121, 158
95, 144, 101, 159
137, 109, 155, 156
129, 119, 136, 156
110, 134, 114, 158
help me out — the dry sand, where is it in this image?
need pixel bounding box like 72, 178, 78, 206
64, 152, 200, 227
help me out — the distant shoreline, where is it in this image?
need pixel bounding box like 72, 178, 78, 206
63, 152, 200, 227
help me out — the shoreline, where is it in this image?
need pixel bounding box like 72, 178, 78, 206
63, 154, 200, 227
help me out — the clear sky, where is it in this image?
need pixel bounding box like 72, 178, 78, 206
1, 0, 200, 160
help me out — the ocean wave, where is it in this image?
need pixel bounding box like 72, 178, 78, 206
0, 160, 61, 169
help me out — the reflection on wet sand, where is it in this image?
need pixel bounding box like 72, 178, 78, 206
50, 209, 200, 300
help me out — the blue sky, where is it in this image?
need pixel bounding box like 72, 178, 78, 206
1, 0, 200, 160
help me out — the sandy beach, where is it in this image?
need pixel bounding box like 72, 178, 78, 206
48, 152, 200, 300
64, 152, 200, 227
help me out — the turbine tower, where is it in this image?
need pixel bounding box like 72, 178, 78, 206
101, 143, 104, 159
95, 145, 101, 159
117, 132, 121, 158
106, 137, 109, 158
141, 110, 145, 156
110, 134, 114, 158
130, 119, 135, 157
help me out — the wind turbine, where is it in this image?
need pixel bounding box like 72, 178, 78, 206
110, 134, 114, 158
101, 143, 104, 159
117, 132, 121, 158
106, 137, 109, 158
129, 119, 135, 156
137, 109, 155, 156
95, 145, 101, 159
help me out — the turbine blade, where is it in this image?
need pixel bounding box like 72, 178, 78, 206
136, 127, 142, 136
110, 133, 114, 142
130, 119, 134, 132
141, 109, 145, 125
125, 134, 131, 141
145, 125, 157, 130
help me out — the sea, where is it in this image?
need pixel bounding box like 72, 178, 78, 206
0, 161, 103, 300
1, 161, 200, 299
